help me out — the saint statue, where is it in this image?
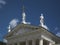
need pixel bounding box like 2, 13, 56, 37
40, 13, 48, 30
21, 6, 30, 24
8, 25, 11, 32
22, 12, 26, 23
40, 13, 44, 26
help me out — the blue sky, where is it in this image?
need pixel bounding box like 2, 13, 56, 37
0, 0, 60, 42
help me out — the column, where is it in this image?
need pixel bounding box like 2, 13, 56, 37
6, 43, 9, 45
17, 42, 20, 45
12, 43, 14, 45
26, 40, 29, 45
49, 42, 52, 45
32, 40, 35, 45
39, 39, 43, 45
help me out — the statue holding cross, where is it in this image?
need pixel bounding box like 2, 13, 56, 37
21, 6, 30, 24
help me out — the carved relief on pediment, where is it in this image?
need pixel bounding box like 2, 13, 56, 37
13, 28, 34, 36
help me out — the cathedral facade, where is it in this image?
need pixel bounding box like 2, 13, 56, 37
5, 11, 60, 45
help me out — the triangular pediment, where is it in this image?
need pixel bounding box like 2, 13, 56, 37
5, 24, 60, 42
5, 24, 40, 38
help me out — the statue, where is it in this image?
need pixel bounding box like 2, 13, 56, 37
22, 12, 30, 24
40, 13, 48, 30
22, 12, 26, 24
8, 25, 11, 32
40, 13, 44, 26
21, 6, 30, 24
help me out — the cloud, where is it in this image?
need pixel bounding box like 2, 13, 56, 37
9, 19, 19, 29
3, 39, 7, 43
52, 27, 59, 32
55, 27, 60, 37
56, 32, 60, 37
0, 0, 6, 5
0, 0, 6, 8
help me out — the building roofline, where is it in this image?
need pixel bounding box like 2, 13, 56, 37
5, 23, 60, 40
